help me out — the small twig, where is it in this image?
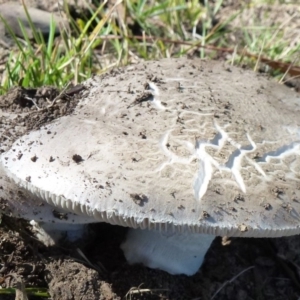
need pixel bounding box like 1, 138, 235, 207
24, 96, 40, 110
76, 248, 107, 275
210, 266, 254, 300
2, 134, 12, 141
47, 82, 72, 108
25, 83, 72, 116
254, 37, 265, 72
279, 55, 299, 84
125, 283, 169, 300
282, 74, 300, 84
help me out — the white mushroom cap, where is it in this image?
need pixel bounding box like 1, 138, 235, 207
1, 58, 300, 238
0, 162, 95, 225
0, 108, 92, 226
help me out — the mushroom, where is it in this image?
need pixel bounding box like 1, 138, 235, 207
1, 58, 300, 275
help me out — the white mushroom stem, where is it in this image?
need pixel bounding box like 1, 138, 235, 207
30, 221, 87, 246
121, 229, 215, 276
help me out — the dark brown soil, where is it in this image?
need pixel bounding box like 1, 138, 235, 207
1, 215, 300, 300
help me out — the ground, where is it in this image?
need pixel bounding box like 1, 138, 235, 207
1, 217, 300, 299
1, 1, 300, 300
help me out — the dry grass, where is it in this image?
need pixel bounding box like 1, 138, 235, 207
0, 0, 299, 94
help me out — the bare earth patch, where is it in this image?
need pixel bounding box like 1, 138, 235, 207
0, 217, 300, 299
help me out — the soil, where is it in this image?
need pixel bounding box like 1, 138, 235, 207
1, 216, 300, 300
1, 1, 300, 300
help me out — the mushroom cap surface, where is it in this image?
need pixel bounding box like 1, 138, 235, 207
1, 58, 300, 237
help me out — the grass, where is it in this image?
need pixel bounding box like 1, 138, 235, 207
1, 0, 299, 95
0, 287, 50, 298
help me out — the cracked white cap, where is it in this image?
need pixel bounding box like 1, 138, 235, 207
1, 58, 300, 237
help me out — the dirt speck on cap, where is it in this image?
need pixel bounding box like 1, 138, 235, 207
130, 193, 148, 206
72, 154, 84, 163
